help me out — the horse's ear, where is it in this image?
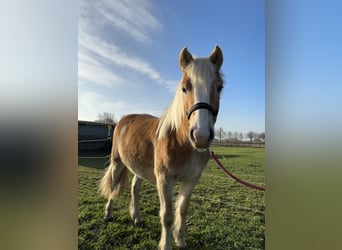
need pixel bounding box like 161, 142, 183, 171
209, 45, 223, 70
179, 47, 193, 71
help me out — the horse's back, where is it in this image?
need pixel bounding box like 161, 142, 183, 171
112, 114, 159, 182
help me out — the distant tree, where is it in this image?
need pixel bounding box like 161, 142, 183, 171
96, 112, 116, 123
239, 132, 244, 141
215, 127, 226, 143
233, 131, 239, 140
227, 131, 232, 140
246, 131, 256, 142
259, 132, 265, 141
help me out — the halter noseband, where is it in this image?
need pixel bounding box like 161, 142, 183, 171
186, 102, 218, 120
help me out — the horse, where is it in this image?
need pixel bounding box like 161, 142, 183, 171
99, 45, 224, 250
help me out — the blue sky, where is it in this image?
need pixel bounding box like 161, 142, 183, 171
78, 0, 265, 134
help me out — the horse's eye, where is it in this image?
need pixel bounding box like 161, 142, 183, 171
182, 79, 192, 94
217, 85, 223, 93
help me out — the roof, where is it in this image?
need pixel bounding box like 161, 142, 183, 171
78, 120, 116, 126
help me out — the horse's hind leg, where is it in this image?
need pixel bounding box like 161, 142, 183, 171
104, 199, 114, 222
103, 160, 114, 222
130, 175, 143, 224
101, 160, 128, 222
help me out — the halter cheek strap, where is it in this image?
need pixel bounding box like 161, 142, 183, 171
186, 102, 218, 120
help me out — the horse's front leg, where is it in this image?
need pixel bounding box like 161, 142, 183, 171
130, 175, 143, 224
173, 180, 199, 249
156, 174, 174, 250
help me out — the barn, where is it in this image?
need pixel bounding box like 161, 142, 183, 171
78, 120, 115, 152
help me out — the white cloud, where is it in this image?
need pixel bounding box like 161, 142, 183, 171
78, 0, 179, 89
78, 50, 123, 86
78, 0, 179, 122
78, 29, 164, 84
98, 0, 162, 43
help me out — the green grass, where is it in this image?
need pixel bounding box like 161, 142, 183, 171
78, 147, 265, 249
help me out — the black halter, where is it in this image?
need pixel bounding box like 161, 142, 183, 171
186, 102, 218, 120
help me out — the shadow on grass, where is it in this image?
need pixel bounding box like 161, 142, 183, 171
213, 154, 241, 160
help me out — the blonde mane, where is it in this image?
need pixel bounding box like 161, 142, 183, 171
157, 81, 185, 140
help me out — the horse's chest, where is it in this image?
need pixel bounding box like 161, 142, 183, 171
172, 154, 209, 182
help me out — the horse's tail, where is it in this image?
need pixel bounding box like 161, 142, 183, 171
99, 159, 128, 199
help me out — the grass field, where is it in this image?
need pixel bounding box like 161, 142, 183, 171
78, 147, 265, 249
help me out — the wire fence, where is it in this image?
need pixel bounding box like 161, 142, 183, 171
78, 138, 110, 143
78, 156, 110, 159
78, 137, 112, 158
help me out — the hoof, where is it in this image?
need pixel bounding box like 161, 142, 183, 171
175, 242, 187, 249
157, 246, 172, 250
133, 218, 143, 226
103, 217, 113, 223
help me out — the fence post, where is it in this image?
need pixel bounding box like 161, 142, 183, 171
107, 124, 112, 153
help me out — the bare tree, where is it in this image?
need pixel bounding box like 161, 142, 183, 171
233, 131, 239, 140
96, 112, 116, 123
246, 131, 256, 142
227, 131, 232, 140
239, 132, 244, 141
259, 132, 265, 141
215, 127, 226, 143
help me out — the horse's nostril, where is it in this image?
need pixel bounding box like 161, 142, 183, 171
208, 129, 214, 142
190, 128, 195, 141
190, 128, 213, 145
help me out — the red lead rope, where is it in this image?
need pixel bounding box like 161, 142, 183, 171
210, 151, 265, 191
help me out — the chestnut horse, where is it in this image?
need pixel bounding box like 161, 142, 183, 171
100, 46, 224, 250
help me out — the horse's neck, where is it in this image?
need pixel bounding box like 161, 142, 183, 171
155, 114, 190, 148
173, 118, 190, 147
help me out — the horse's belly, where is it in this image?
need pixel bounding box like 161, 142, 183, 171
115, 114, 158, 183
125, 160, 156, 183
119, 142, 156, 183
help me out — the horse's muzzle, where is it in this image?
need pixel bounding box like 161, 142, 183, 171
189, 127, 214, 150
